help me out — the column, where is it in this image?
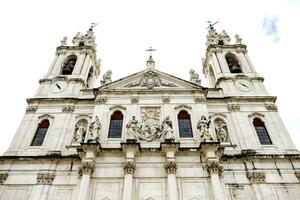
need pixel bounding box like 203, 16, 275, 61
162, 143, 179, 200
77, 146, 98, 200
121, 143, 139, 200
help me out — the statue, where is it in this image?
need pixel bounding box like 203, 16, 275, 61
74, 122, 86, 143
100, 70, 112, 85
197, 116, 213, 142
126, 116, 139, 140
234, 34, 242, 44
189, 69, 201, 85
87, 116, 101, 142
60, 36, 67, 46
161, 116, 175, 142
215, 122, 228, 142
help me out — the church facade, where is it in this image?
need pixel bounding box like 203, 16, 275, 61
0, 27, 300, 200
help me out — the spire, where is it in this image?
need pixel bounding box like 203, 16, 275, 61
146, 46, 156, 69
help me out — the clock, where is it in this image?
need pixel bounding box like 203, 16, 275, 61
50, 81, 67, 94
234, 79, 253, 92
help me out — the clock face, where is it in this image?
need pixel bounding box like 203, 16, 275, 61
50, 81, 67, 94
235, 79, 253, 92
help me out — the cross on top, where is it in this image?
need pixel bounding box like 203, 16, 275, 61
146, 46, 156, 56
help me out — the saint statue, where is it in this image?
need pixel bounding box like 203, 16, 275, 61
189, 69, 201, 85
197, 116, 213, 142
126, 116, 139, 140
161, 116, 175, 141
74, 122, 86, 143
215, 123, 228, 142
87, 116, 101, 142
60, 36, 67, 46
100, 70, 112, 85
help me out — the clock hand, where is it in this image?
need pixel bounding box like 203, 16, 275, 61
240, 82, 248, 88
56, 83, 61, 89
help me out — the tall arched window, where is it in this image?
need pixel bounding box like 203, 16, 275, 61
178, 110, 193, 138
225, 53, 242, 73
61, 55, 77, 75
253, 118, 272, 145
108, 111, 123, 138
31, 120, 49, 146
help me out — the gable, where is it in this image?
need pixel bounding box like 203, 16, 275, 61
97, 69, 205, 92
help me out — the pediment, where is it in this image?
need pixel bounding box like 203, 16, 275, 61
97, 69, 204, 92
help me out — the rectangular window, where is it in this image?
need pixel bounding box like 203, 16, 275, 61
108, 119, 123, 138
31, 127, 48, 146
178, 119, 193, 138
255, 126, 272, 145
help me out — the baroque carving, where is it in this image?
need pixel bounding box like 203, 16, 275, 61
214, 118, 228, 142
26, 105, 38, 113
37, 173, 55, 185
194, 97, 207, 104
123, 161, 136, 175
73, 120, 88, 144
86, 116, 101, 142
165, 161, 177, 174
162, 96, 170, 104
206, 29, 231, 46
246, 171, 266, 183
0, 173, 8, 184
265, 104, 278, 112
78, 161, 95, 176
62, 105, 75, 113
197, 116, 213, 142
100, 70, 112, 85
227, 104, 240, 112
206, 160, 223, 175
125, 71, 177, 89
189, 69, 201, 85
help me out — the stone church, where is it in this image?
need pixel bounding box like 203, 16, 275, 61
0, 25, 299, 200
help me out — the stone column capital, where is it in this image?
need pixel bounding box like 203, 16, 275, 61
78, 161, 95, 176
206, 160, 223, 175
165, 161, 177, 174
123, 160, 136, 175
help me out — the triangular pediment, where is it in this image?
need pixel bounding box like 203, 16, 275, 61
97, 69, 204, 92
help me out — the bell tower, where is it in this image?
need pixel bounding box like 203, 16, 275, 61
202, 28, 268, 96
35, 27, 100, 98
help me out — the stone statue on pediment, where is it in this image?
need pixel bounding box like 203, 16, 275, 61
100, 70, 112, 85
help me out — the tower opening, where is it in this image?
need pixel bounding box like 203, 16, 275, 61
225, 53, 242, 73
61, 55, 77, 75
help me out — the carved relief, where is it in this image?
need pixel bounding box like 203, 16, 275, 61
197, 116, 213, 142
78, 161, 95, 176
227, 104, 240, 112
26, 105, 38, 113
125, 71, 177, 89
123, 161, 136, 175
214, 118, 228, 142
37, 173, 55, 185
62, 105, 75, 113
165, 161, 177, 174
194, 97, 207, 104
206, 160, 223, 175
162, 96, 170, 104
86, 116, 101, 143
246, 171, 266, 183
265, 104, 278, 112
0, 173, 8, 184
139, 107, 162, 141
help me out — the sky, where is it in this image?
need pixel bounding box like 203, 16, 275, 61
0, 0, 299, 154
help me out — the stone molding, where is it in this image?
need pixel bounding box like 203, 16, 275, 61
95, 97, 107, 105
248, 112, 265, 119
165, 161, 177, 174
206, 160, 223, 175
109, 105, 126, 111
37, 173, 55, 185
265, 104, 278, 112
26, 105, 38, 113
0, 173, 8, 184
194, 97, 207, 104
162, 97, 170, 104
227, 104, 240, 112
78, 161, 96, 176
175, 104, 192, 110
123, 161, 136, 175
246, 171, 266, 183
62, 105, 75, 113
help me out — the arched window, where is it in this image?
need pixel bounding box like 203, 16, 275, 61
61, 55, 77, 75
108, 111, 123, 138
31, 120, 49, 146
225, 53, 242, 73
178, 110, 193, 138
253, 118, 272, 145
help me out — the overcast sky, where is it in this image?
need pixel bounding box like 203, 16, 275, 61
0, 0, 299, 153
